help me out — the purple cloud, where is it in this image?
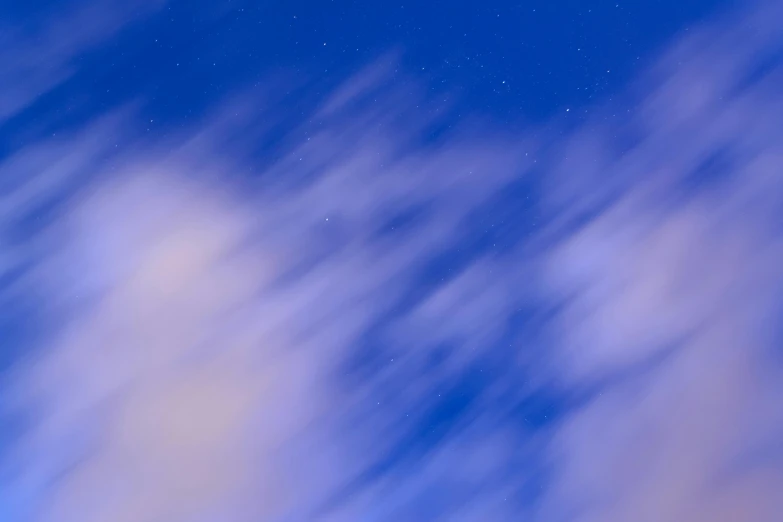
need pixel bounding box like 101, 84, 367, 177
2, 1, 783, 521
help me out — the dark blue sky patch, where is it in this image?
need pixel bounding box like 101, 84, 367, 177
372, 200, 436, 242
682, 146, 736, 194
458, 174, 544, 255
4, 0, 732, 139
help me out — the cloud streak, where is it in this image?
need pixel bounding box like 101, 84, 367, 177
2, 1, 783, 521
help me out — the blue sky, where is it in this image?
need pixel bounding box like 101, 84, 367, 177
2, 0, 783, 521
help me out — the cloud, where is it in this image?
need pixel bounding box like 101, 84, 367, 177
2, 0, 783, 521
4, 171, 322, 521
534, 3, 783, 521
1, 56, 527, 521
540, 168, 783, 521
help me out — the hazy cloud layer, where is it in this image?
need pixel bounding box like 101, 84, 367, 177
2, 1, 783, 521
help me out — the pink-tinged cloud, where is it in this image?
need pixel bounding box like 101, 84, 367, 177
1, 1, 783, 521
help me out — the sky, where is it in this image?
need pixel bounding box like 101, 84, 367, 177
1, 0, 783, 521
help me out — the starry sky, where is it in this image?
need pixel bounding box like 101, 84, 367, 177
2, 0, 783, 521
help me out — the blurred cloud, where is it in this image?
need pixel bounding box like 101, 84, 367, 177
2, 1, 783, 521
540, 138, 783, 522
7, 172, 317, 521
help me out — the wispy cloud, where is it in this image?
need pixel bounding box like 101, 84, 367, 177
2, 1, 783, 521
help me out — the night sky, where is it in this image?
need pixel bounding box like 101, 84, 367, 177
3, 0, 783, 521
